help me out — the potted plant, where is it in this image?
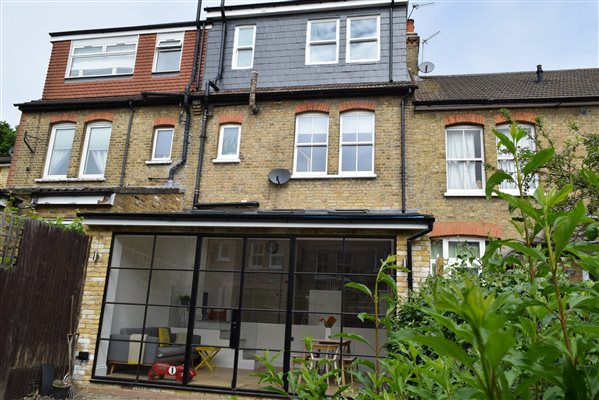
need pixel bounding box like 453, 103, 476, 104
319, 316, 336, 339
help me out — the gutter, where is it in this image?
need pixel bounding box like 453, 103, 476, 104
413, 98, 599, 110
406, 219, 434, 292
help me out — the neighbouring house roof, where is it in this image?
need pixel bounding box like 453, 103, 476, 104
414, 68, 599, 106
78, 209, 434, 230
49, 21, 198, 39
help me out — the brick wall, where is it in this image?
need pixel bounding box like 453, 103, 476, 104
407, 104, 599, 239
0, 166, 9, 189
42, 30, 199, 100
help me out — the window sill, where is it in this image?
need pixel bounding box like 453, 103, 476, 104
444, 190, 485, 197
213, 158, 241, 164
35, 177, 106, 183
65, 74, 133, 81
151, 71, 180, 76
492, 189, 535, 197
145, 160, 172, 165
291, 173, 377, 180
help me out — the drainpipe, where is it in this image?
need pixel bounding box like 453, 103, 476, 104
400, 88, 412, 213
119, 101, 135, 187
192, 1, 227, 205
167, 2, 203, 185
406, 221, 434, 292
389, 0, 395, 82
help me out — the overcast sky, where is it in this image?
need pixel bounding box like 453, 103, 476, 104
1, 0, 598, 127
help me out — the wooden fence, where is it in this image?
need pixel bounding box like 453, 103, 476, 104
0, 217, 90, 400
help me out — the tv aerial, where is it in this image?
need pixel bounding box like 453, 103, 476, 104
408, 2, 434, 19
420, 30, 440, 72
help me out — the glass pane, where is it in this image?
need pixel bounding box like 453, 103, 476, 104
313, 116, 328, 134
242, 274, 287, 311
105, 269, 150, 304
448, 241, 481, 258
357, 145, 372, 172
312, 133, 327, 143
106, 43, 136, 53
310, 20, 337, 41
296, 147, 310, 172
310, 43, 336, 63
84, 125, 111, 175
245, 239, 289, 272
155, 49, 181, 72
464, 129, 482, 158
350, 41, 377, 61
88, 126, 111, 150
357, 114, 374, 136
99, 304, 146, 340
297, 133, 311, 144
342, 114, 357, 140
341, 145, 356, 172
431, 240, 443, 260
297, 117, 311, 135
236, 49, 253, 68
221, 127, 239, 156
350, 18, 377, 39
148, 270, 194, 307
70, 53, 135, 77
311, 146, 326, 172
200, 238, 243, 272
446, 130, 463, 158
195, 272, 240, 313
153, 129, 173, 159
111, 235, 154, 269
474, 161, 484, 188
47, 128, 75, 176
344, 239, 393, 274
73, 46, 102, 55
237, 27, 255, 47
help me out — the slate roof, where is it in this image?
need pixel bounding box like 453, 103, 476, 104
414, 68, 599, 105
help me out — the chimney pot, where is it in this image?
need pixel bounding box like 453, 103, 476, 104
407, 19, 415, 33
536, 64, 544, 83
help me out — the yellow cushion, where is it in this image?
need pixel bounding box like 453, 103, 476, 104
158, 327, 170, 347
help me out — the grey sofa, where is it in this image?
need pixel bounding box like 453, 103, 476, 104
107, 327, 200, 373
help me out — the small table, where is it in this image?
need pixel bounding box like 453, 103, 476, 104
314, 339, 354, 385
195, 346, 220, 371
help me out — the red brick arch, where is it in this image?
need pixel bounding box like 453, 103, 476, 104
429, 221, 503, 239
218, 114, 244, 125
338, 100, 377, 113
154, 116, 177, 127
50, 113, 77, 124
494, 112, 537, 125
443, 113, 485, 127
84, 112, 114, 123
294, 102, 330, 114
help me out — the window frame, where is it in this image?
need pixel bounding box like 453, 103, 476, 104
305, 19, 340, 65
445, 125, 486, 196
151, 126, 174, 162
215, 124, 242, 163
293, 112, 329, 177
43, 123, 76, 179
339, 111, 376, 176
152, 32, 184, 73
79, 121, 113, 179
66, 35, 138, 79
232, 25, 256, 70
346, 15, 380, 63
495, 123, 537, 195
430, 236, 486, 274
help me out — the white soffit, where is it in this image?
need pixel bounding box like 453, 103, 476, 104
82, 217, 428, 230
36, 194, 115, 206
205, 0, 406, 19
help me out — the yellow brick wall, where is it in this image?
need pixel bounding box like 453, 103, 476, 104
0, 166, 9, 188
407, 104, 599, 238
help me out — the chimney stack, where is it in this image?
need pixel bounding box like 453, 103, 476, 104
536, 64, 544, 83
406, 19, 420, 76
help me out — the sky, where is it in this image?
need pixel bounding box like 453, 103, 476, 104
0, 0, 598, 127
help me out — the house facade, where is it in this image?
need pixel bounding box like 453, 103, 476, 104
7, 0, 598, 396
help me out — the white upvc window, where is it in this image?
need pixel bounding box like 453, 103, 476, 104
347, 16, 380, 63
232, 25, 256, 69
430, 237, 486, 275
151, 127, 174, 161
67, 35, 138, 78
306, 19, 339, 65
445, 126, 485, 195
153, 32, 184, 73
80, 121, 112, 178
339, 111, 375, 175
293, 113, 329, 176
496, 124, 537, 194
43, 123, 76, 178
215, 124, 241, 162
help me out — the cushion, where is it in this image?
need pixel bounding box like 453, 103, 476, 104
158, 327, 171, 347
175, 331, 187, 345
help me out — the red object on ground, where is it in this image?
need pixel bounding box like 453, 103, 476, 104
148, 362, 197, 383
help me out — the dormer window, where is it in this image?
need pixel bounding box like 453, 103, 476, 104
306, 19, 339, 65
68, 35, 138, 78
347, 16, 380, 62
153, 32, 184, 73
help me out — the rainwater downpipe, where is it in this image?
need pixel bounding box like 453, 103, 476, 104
192, 2, 227, 205
406, 221, 434, 292
389, 0, 395, 82
119, 100, 135, 187
167, 5, 203, 184
400, 88, 412, 213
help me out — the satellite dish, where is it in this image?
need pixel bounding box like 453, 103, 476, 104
418, 61, 435, 74
268, 169, 291, 185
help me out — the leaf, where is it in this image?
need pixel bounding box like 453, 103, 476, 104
502, 240, 547, 263
547, 183, 573, 208
407, 335, 474, 367
494, 129, 517, 155
522, 148, 555, 175
345, 282, 373, 299
377, 272, 397, 291
554, 201, 586, 258
563, 358, 590, 400
486, 170, 515, 198
329, 332, 371, 346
